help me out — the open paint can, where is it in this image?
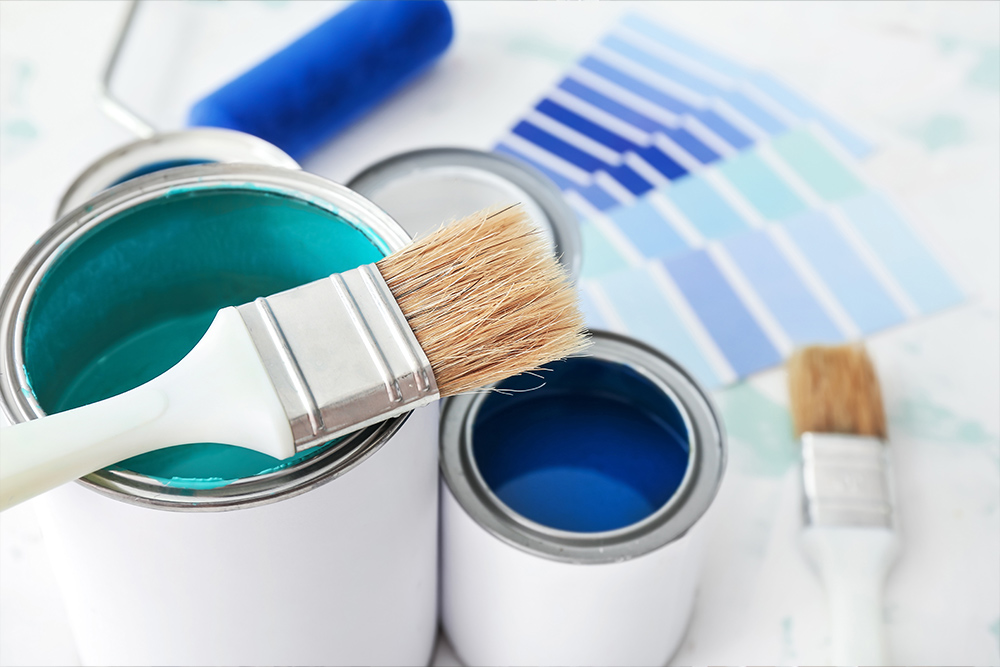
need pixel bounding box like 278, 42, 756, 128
348, 147, 582, 279
0, 164, 439, 665
440, 330, 727, 666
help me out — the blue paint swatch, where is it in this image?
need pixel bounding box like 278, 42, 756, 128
782, 210, 904, 333
600, 267, 720, 387
513, 120, 609, 173
717, 152, 808, 220
723, 230, 843, 344
577, 285, 608, 329
662, 250, 783, 376
665, 176, 749, 238
580, 220, 630, 278
609, 197, 690, 259
577, 183, 620, 211
839, 193, 963, 313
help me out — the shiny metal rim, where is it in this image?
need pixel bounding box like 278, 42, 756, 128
440, 330, 727, 564
0, 163, 412, 511
347, 147, 582, 281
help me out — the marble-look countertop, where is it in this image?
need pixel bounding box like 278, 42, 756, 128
1, 2, 997, 665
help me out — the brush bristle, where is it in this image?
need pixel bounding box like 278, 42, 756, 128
376, 205, 589, 397
787, 344, 887, 439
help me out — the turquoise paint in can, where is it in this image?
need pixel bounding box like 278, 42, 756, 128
0, 164, 439, 665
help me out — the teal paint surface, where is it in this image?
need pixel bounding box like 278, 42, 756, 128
771, 129, 866, 201
717, 152, 808, 221
23, 187, 386, 487
664, 176, 748, 239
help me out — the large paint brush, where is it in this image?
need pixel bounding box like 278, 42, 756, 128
0, 206, 588, 510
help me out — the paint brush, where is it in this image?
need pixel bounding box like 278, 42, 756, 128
787, 344, 898, 666
0, 206, 588, 510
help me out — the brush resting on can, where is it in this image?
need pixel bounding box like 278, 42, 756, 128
788, 345, 898, 667
0, 206, 588, 511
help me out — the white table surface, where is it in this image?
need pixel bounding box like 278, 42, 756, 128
1, 2, 998, 665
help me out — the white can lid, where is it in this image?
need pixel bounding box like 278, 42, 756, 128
348, 148, 582, 280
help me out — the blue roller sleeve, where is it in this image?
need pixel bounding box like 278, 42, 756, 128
188, 0, 453, 160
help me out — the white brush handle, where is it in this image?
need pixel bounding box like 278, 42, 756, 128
0, 308, 294, 511
802, 525, 899, 666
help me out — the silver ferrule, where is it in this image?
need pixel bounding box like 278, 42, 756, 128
237, 263, 439, 452
801, 433, 895, 529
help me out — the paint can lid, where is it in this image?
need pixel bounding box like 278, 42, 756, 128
56, 128, 300, 220
347, 148, 582, 280
440, 330, 727, 564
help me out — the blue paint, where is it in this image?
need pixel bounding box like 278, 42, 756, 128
634, 145, 687, 180
661, 250, 783, 375
782, 210, 904, 333
609, 197, 690, 259
723, 230, 843, 344
665, 176, 749, 238
717, 151, 807, 220
23, 187, 386, 487
838, 193, 963, 313
473, 357, 690, 533
558, 77, 720, 163
599, 266, 720, 387
576, 183, 620, 210
605, 163, 653, 195
536, 98, 640, 153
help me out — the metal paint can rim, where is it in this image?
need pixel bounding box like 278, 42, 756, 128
55, 128, 301, 220
440, 329, 727, 564
347, 147, 582, 281
0, 163, 415, 512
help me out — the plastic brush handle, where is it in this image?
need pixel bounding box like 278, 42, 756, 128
187, 0, 453, 160
802, 525, 899, 666
0, 308, 294, 511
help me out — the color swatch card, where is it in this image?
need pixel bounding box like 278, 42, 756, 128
495, 13, 872, 215
494, 15, 962, 389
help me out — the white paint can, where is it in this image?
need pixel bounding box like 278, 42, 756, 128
439, 331, 727, 666
0, 163, 439, 666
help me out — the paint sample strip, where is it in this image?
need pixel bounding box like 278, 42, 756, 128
568, 129, 961, 386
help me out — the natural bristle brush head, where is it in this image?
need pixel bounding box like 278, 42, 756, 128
377, 205, 589, 397
786, 344, 887, 440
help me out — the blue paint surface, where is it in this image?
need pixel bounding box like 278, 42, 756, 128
839, 193, 963, 313
662, 250, 782, 376
665, 176, 749, 238
24, 187, 386, 486
782, 210, 904, 333
473, 357, 690, 532
723, 230, 843, 344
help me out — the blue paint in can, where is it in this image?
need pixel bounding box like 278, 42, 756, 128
472, 357, 690, 533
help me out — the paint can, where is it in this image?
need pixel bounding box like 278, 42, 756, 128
348, 147, 582, 279
439, 330, 727, 666
55, 127, 301, 219
0, 163, 439, 666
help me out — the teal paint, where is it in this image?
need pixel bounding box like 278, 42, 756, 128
23, 187, 385, 487
717, 152, 808, 221
771, 129, 866, 201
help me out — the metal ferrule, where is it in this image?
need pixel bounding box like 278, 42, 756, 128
237, 263, 439, 452
801, 433, 895, 529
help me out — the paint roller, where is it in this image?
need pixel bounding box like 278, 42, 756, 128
187, 0, 454, 161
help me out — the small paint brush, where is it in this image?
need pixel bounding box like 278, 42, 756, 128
0, 206, 588, 510
787, 344, 898, 666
